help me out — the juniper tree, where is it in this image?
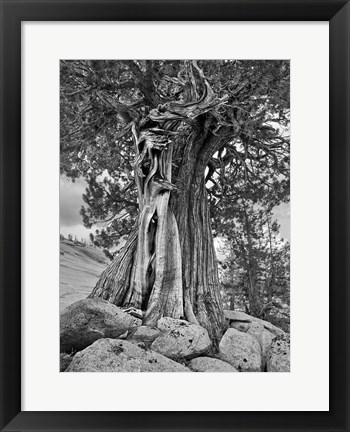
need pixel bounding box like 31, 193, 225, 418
60, 59, 290, 344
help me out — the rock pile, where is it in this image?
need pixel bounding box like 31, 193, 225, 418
60, 299, 290, 372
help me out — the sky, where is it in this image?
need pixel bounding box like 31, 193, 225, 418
60, 177, 93, 241
60, 176, 291, 243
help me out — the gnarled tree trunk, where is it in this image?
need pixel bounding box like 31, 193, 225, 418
89, 133, 226, 344
89, 61, 228, 345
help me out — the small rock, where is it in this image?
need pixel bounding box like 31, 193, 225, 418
258, 319, 285, 337
67, 339, 190, 372
247, 324, 275, 365
224, 310, 285, 337
157, 317, 189, 332
189, 357, 238, 372
60, 298, 135, 353
219, 328, 262, 372
117, 330, 129, 339
130, 317, 142, 327
231, 321, 250, 332
151, 317, 211, 360
122, 307, 143, 320
247, 321, 264, 333
127, 326, 160, 343
266, 335, 290, 372
224, 310, 252, 322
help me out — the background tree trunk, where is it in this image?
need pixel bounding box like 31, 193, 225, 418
242, 203, 260, 317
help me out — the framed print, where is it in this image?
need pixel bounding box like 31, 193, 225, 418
0, 0, 349, 431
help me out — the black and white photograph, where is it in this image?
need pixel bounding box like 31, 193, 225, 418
59, 59, 290, 373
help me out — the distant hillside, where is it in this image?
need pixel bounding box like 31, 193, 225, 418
60, 240, 109, 311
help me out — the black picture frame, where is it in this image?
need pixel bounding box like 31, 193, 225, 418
0, 0, 349, 431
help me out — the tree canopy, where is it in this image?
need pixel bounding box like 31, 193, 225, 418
61, 60, 289, 247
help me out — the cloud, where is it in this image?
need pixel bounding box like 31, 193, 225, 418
60, 224, 93, 241
60, 177, 87, 227
272, 202, 290, 241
